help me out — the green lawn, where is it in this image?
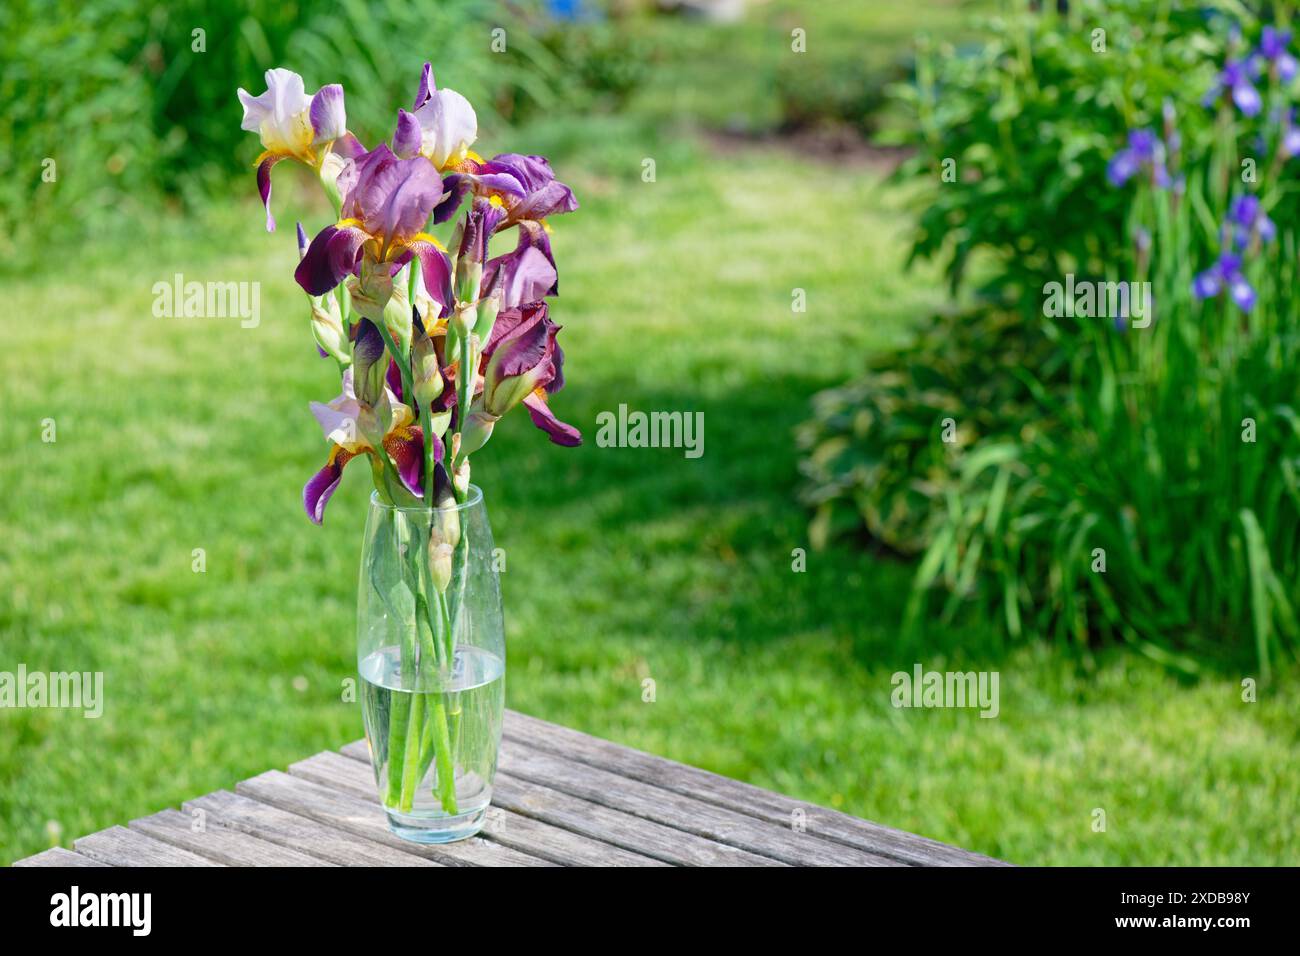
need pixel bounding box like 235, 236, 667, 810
2, 115, 1297, 865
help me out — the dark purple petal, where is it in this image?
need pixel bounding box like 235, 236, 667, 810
513, 180, 579, 221
294, 224, 369, 296
1218, 251, 1243, 276
385, 427, 425, 498
352, 319, 387, 405
303, 449, 353, 524
386, 358, 403, 402
491, 314, 552, 381
523, 392, 581, 446
433, 173, 469, 224
410, 240, 453, 317
1261, 26, 1286, 59
484, 301, 548, 357
481, 154, 555, 193
1229, 194, 1259, 227
256, 154, 286, 232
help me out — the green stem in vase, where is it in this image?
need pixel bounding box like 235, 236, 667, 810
397, 691, 426, 812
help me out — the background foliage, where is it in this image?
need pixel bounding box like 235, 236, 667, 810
2, 0, 1297, 867
802, 0, 1300, 676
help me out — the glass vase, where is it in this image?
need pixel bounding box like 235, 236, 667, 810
356, 486, 505, 843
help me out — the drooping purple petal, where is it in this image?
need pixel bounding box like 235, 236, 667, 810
303, 448, 354, 524
481, 302, 563, 415
295, 224, 369, 295
523, 392, 581, 446
256, 154, 286, 232
484, 301, 546, 356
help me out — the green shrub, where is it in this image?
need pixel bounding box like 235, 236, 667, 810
0, 0, 566, 272
803, 0, 1300, 676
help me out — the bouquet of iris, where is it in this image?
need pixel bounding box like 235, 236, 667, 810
237, 63, 579, 841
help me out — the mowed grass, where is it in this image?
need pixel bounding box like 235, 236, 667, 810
2, 119, 1298, 865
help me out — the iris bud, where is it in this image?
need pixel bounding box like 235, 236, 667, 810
311, 302, 350, 367
456, 403, 498, 461
412, 330, 443, 409
428, 535, 454, 593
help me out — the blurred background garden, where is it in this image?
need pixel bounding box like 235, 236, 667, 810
1, 0, 1297, 866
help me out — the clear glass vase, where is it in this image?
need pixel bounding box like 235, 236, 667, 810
356, 486, 505, 843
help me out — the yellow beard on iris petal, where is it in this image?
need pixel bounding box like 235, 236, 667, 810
260, 109, 316, 164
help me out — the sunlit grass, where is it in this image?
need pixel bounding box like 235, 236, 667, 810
2, 127, 1296, 865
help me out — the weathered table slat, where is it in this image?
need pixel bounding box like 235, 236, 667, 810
184, 791, 439, 867
129, 808, 335, 867
13, 847, 107, 868
14, 710, 1006, 867
299, 750, 669, 867
335, 746, 770, 866
75, 826, 224, 867
497, 742, 897, 867
237, 770, 551, 867
503, 710, 1006, 866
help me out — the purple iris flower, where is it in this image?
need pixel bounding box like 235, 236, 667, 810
436, 153, 579, 228
1255, 26, 1299, 82
1205, 58, 1263, 117
1227, 194, 1276, 247
1279, 108, 1300, 159
237, 69, 356, 232
480, 301, 579, 446
294, 144, 453, 313
1107, 128, 1172, 188
1193, 251, 1255, 312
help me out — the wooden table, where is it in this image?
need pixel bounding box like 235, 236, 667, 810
15, 710, 1006, 867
